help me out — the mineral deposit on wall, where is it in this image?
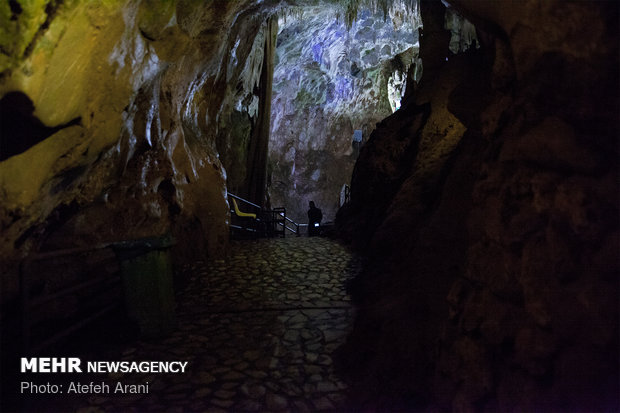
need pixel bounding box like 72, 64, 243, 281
268, 2, 421, 223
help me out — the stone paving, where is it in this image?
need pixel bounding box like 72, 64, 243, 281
77, 236, 361, 412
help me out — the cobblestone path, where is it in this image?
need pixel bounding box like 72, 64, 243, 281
79, 237, 361, 412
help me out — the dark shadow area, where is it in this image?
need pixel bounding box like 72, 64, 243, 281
0, 91, 81, 161
0, 307, 139, 413
335, 98, 430, 250
2, 237, 358, 412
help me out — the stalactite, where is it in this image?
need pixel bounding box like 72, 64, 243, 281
245, 15, 278, 207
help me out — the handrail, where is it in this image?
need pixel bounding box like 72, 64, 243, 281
231, 198, 257, 219
228, 193, 262, 210
276, 212, 301, 236
227, 193, 303, 237
283, 215, 297, 225
277, 221, 298, 235
228, 193, 261, 237
20, 248, 120, 353
27, 243, 112, 260
24, 235, 174, 261
20, 235, 174, 353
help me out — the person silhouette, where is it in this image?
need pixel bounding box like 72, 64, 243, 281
307, 201, 322, 236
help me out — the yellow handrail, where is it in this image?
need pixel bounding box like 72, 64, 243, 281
232, 198, 257, 219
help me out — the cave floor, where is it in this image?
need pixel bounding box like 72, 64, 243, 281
79, 236, 361, 412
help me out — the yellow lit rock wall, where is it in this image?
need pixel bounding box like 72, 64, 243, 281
0, 0, 274, 302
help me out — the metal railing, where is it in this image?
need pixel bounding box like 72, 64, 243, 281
227, 193, 311, 238
228, 193, 293, 238
228, 193, 262, 235
275, 212, 301, 236
228, 193, 262, 211
19, 235, 175, 353
20, 243, 121, 353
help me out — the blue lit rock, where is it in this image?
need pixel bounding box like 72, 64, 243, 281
268, 3, 421, 223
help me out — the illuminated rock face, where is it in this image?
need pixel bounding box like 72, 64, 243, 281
0, 0, 277, 299
268, 4, 420, 223
337, 0, 618, 410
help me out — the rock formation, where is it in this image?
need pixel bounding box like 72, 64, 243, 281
269, 2, 421, 223
0, 1, 290, 309
336, 0, 618, 410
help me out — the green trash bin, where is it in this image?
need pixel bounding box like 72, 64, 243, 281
111, 235, 176, 338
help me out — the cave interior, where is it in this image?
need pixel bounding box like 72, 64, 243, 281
0, 0, 618, 411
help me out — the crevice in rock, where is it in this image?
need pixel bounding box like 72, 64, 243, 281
8, 0, 22, 20
0, 91, 81, 161
22, 0, 64, 60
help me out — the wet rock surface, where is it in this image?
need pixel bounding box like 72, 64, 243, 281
269, 4, 421, 223
0, 0, 278, 303
67, 237, 361, 412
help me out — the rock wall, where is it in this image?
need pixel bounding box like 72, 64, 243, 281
0, 0, 278, 306
268, 3, 421, 223
336, 0, 619, 410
